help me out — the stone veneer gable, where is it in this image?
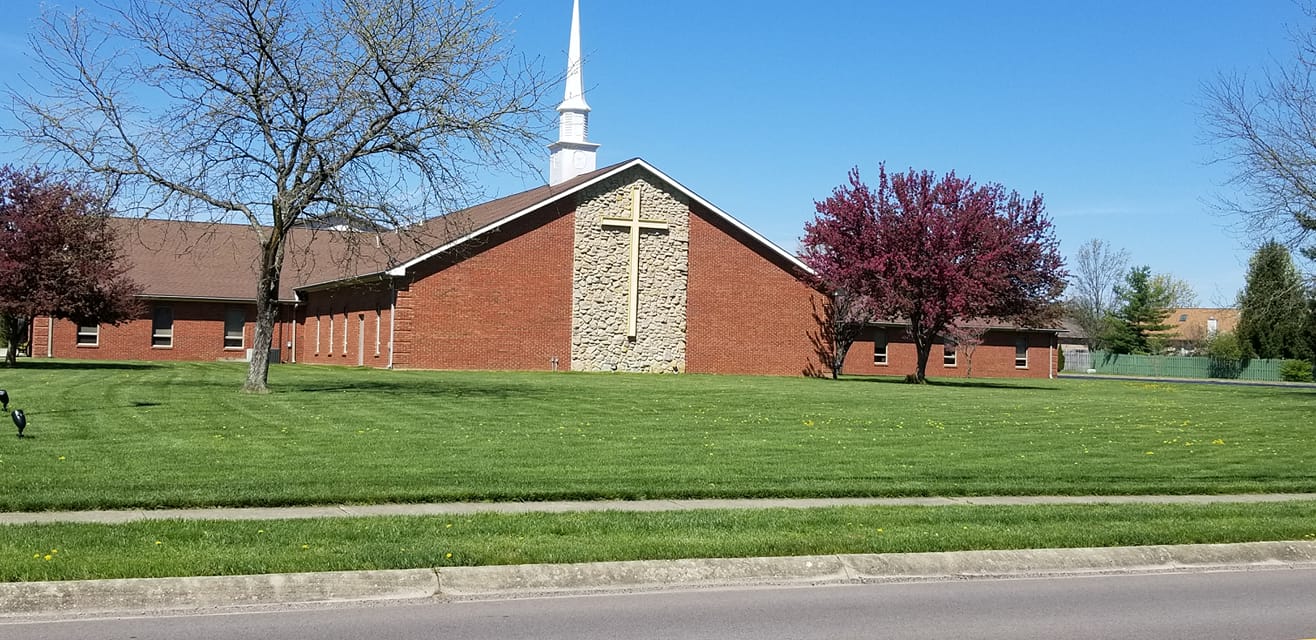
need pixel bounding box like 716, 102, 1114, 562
571, 168, 689, 372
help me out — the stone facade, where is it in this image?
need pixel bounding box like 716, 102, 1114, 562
572, 168, 689, 372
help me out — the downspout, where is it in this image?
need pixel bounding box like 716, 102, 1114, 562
387, 281, 397, 370
1049, 338, 1055, 379
289, 303, 298, 364
47, 316, 54, 358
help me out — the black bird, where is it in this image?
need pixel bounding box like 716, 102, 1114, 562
0, 389, 8, 412
12, 409, 25, 438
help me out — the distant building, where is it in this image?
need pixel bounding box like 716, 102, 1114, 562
1154, 308, 1239, 353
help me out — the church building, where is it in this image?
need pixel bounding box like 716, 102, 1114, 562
27, 1, 1060, 379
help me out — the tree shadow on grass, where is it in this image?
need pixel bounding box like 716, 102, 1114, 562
279, 379, 559, 400
831, 375, 1061, 392
8, 360, 163, 371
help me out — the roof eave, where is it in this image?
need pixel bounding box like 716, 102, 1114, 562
385, 158, 814, 279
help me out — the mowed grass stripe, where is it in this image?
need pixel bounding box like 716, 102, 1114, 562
0, 361, 1312, 511
4, 501, 1316, 582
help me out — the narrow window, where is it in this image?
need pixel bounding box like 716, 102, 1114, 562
374, 307, 382, 357
328, 310, 335, 354
1179, 313, 1188, 322
224, 307, 245, 349
342, 310, 349, 354
315, 315, 321, 354
943, 338, 957, 367
152, 307, 173, 348
76, 323, 99, 346
1015, 336, 1029, 369
872, 329, 888, 365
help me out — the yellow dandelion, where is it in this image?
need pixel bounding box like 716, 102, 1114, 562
33, 553, 40, 559
445, 552, 453, 559
301, 544, 309, 549
43, 554, 52, 561
57, 456, 65, 461
155, 540, 162, 545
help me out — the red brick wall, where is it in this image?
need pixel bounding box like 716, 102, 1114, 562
32, 301, 294, 363
686, 204, 830, 376
390, 203, 574, 371
296, 283, 394, 368
841, 327, 1057, 379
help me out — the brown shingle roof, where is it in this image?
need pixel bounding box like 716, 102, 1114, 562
1152, 307, 1239, 340
112, 160, 633, 302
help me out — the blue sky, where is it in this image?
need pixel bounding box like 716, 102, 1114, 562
0, 1, 1307, 304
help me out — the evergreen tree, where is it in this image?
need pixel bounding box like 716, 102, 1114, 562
1104, 266, 1173, 354
1236, 241, 1312, 361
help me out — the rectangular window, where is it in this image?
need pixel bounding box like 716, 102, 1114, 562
224, 307, 245, 350
76, 323, 99, 346
315, 315, 321, 354
1015, 336, 1029, 369
328, 311, 335, 354
152, 307, 173, 348
873, 330, 888, 365
943, 338, 957, 367
375, 308, 382, 357
342, 310, 348, 354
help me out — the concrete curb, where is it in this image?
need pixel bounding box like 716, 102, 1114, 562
0, 569, 438, 617
3, 541, 1315, 617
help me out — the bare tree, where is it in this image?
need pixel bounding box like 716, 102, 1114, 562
5, 0, 550, 391
945, 323, 987, 378
1066, 238, 1129, 349
1203, 4, 1316, 267
1150, 273, 1198, 309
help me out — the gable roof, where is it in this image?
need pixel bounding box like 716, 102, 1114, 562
1152, 307, 1239, 338
113, 158, 810, 302
383, 157, 810, 279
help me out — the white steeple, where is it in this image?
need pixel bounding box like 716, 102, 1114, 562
549, 0, 599, 185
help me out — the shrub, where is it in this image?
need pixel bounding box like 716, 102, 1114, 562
1279, 359, 1315, 383
1205, 332, 1245, 379
1058, 349, 1066, 372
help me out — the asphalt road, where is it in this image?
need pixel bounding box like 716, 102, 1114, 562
5, 569, 1315, 640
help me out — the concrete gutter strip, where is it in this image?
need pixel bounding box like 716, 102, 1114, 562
5, 542, 1315, 616
436, 555, 852, 598
0, 569, 439, 617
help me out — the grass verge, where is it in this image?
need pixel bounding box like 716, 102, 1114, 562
5, 502, 1316, 582
1, 362, 1313, 510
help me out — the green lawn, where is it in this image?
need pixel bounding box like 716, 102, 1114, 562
5, 502, 1316, 582
0, 361, 1312, 511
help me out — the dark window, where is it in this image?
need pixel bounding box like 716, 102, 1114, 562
873, 330, 888, 365
1179, 314, 1188, 322
943, 338, 957, 367
224, 307, 245, 349
1015, 336, 1029, 368
76, 324, 99, 346
152, 307, 173, 348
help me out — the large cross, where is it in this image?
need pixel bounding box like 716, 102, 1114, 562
601, 187, 669, 338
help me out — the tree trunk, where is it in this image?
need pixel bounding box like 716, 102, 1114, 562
1, 314, 19, 368
912, 341, 930, 383
243, 230, 287, 393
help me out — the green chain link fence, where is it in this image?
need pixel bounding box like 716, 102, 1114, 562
1063, 351, 1301, 381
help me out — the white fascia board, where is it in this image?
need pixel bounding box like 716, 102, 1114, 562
629, 159, 813, 274
385, 158, 813, 278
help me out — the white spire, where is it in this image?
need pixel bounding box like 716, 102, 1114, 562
549, 0, 599, 185
560, 0, 589, 113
